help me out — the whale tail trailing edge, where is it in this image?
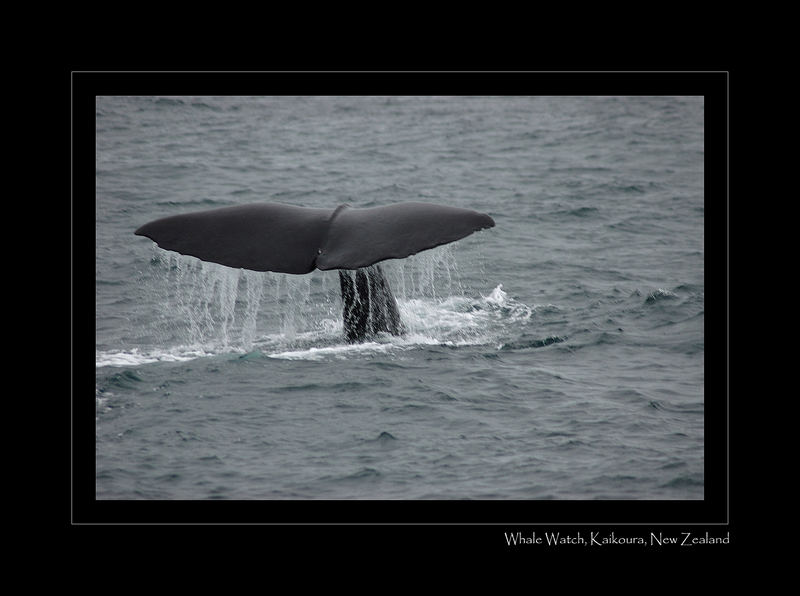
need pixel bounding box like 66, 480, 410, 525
135, 201, 494, 274
135, 201, 494, 342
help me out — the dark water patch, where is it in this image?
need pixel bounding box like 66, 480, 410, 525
341, 467, 382, 481
274, 380, 374, 394
101, 370, 144, 390
154, 379, 186, 396
532, 388, 570, 400
648, 400, 704, 415
96, 278, 127, 287
367, 360, 420, 371
603, 388, 649, 404
270, 189, 323, 202
430, 390, 458, 402
152, 97, 185, 107
660, 460, 687, 470
190, 101, 223, 112
380, 402, 436, 415
357, 431, 399, 445
593, 474, 640, 486
619, 184, 648, 194
607, 217, 671, 235
673, 283, 703, 295
592, 180, 657, 196
333, 402, 373, 413
500, 335, 565, 350
127, 162, 207, 178
197, 455, 222, 463
275, 383, 327, 393
174, 430, 201, 442
556, 438, 590, 449
545, 431, 574, 438
358, 431, 400, 450
595, 331, 623, 346
556, 206, 601, 218
661, 475, 703, 489
155, 472, 182, 483
206, 489, 231, 499
154, 197, 226, 209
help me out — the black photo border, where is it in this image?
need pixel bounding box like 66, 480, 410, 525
71, 70, 729, 548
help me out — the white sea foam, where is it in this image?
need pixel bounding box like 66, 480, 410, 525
267, 341, 395, 361
484, 283, 507, 305
95, 347, 217, 368
264, 285, 535, 361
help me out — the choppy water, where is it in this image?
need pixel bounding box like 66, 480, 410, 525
94, 95, 704, 500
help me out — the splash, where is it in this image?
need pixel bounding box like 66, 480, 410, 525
484, 283, 507, 305
97, 245, 540, 366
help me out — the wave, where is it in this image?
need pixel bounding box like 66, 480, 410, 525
152, 97, 185, 107
267, 340, 397, 361
549, 206, 601, 219
645, 288, 679, 303
95, 347, 216, 368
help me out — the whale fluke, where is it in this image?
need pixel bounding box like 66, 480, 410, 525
135, 202, 494, 273
314, 202, 495, 270
134, 203, 332, 274
135, 201, 495, 342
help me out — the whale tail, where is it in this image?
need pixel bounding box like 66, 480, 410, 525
135, 201, 494, 342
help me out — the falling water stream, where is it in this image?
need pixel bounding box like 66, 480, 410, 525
95, 242, 533, 367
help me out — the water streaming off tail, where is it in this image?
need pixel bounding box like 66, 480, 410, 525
385, 243, 465, 302
144, 247, 339, 352
96, 243, 535, 366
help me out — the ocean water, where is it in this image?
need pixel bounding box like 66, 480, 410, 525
94, 95, 705, 501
